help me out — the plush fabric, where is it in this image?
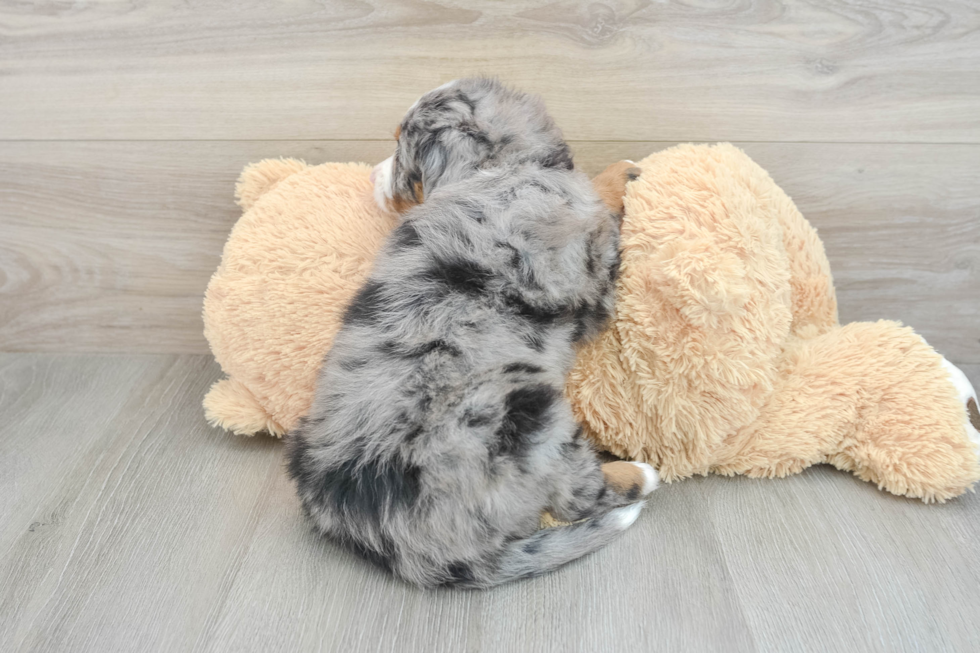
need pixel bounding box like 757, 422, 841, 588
203, 160, 396, 436
565, 144, 979, 502
203, 144, 980, 502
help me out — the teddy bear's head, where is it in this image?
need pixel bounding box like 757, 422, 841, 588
567, 143, 838, 480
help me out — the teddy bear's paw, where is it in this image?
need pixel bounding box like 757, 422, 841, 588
608, 501, 646, 530
601, 461, 660, 499
940, 358, 980, 452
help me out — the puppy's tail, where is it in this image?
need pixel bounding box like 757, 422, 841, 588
452, 502, 645, 589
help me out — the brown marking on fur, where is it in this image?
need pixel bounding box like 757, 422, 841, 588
592, 160, 641, 215
387, 194, 418, 214
384, 181, 424, 214
601, 461, 644, 495
968, 397, 980, 432
394, 125, 402, 140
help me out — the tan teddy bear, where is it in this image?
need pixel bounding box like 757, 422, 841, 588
203, 144, 980, 502
567, 144, 979, 502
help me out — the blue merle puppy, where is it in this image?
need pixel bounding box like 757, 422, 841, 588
287, 78, 657, 588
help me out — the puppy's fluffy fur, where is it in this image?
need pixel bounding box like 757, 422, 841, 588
287, 78, 655, 588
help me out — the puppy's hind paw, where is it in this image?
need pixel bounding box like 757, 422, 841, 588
634, 462, 659, 495
592, 160, 641, 215
601, 460, 660, 500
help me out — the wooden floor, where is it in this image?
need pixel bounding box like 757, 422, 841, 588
2, 1, 979, 651
1, 354, 979, 652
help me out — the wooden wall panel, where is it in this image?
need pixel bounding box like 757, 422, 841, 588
2, 141, 977, 362
2, 1, 978, 142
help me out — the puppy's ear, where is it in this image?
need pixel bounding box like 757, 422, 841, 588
416, 135, 447, 195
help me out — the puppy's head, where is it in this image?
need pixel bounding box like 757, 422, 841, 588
372, 77, 572, 213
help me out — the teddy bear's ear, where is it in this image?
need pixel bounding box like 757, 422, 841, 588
235, 158, 309, 211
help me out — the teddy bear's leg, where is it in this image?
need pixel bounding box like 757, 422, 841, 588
591, 160, 641, 215
715, 322, 980, 502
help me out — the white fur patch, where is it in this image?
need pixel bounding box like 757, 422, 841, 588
371, 155, 395, 212
609, 502, 644, 529
628, 462, 660, 495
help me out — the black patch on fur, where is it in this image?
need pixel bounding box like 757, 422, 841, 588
423, 258, 494, 296
285, 433, 311, 486
340, 358, 367, 372
380, 339, 462, 359
625, 486, 640, 501
392, 410, 424, 444
344, 536, 396, 572
403, 425, 424, 443
523, 539, 542, 555
585, 240, 597, 276
463, 410, 494, 428
311, 456, 422, 522
293, 415, 320, 433
504, 293, 566, 327
455, 199, 487, 224
445, 561, 475, 585
459, 121, 492, 148
522, 330, 548, 353
494, 384, 559, 458
592, 301, 611, 329
498, 242, 522, 269
503, 362, 544, 374
540, 143, 574, 170
609, 249, 621, 283
571, 303, 597, 343
391, 221, 422, 249
455, 91, 476, 114
343, 280, 387, 325
528, 180, 553, 196
562, 427, 585, 455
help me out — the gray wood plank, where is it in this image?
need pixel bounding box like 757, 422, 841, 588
702, 467, 980, 652
0, 140, 396, 354
0, 354, 159, 555
200, 465, 756, 653
1, 1, 978, 142
2, 141, 977, 362
1, 354, 979, 652
0, 354, 283, 652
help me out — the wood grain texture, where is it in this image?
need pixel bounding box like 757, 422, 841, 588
1, 354, 978, 652
0, 140, 394, 354
2, 141, 977, 362
1, 1, 979, 142
0, 354, 283, 652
